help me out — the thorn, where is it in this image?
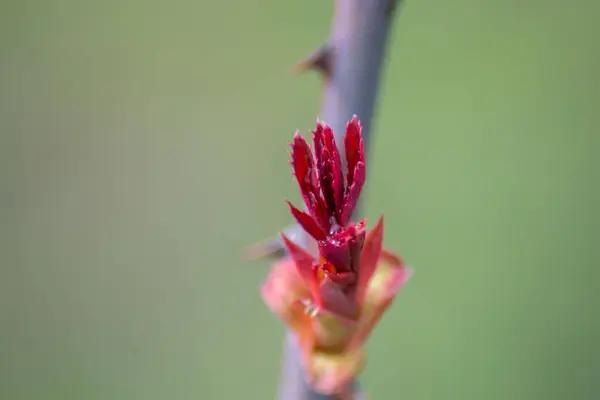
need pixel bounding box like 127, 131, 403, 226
291, 42, 334, 81
244, 238, 287, 261
243, 223, 315, 261
386, 0, 401, 18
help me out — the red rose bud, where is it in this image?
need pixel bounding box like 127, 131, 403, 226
286, 116, 375, 320
289, 116, 366, 237
261, 116, 412, 395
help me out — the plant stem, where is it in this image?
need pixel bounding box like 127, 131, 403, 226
278, 1, 403, 399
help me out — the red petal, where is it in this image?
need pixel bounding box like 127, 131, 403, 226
323, 124, 344, 222
312, 121, 325, 167
290, 132, 330, 231
317, 276, 358, 321
318, 221, 366, 273
344, 116, 365, 190
312, 122, 343, 221
312, 123, 334, 213
339, 161, 365, 226
281, 233, 318, 289
287, 201, 327, 241
322, 270, 355, 286
355, 216, 384, 305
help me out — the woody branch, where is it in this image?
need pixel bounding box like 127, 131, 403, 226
251, 0, 403, 399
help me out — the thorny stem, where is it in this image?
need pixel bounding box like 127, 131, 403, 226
277, 1, 404, 399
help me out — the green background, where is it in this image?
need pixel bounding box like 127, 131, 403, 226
2, 1, 599, 399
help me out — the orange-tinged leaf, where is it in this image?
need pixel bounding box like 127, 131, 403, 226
261, 258, 314, 348
306, 346, 366, 395
355, 216, 384, 305
351, 250, 412, 348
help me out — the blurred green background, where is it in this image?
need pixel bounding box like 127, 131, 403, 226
2, 0, 600, 399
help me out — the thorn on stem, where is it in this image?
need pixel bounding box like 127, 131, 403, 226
244, 239, 286, 261
386, 0, 400, 18
244, 223, 308, 261
291, 42, 334, 81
